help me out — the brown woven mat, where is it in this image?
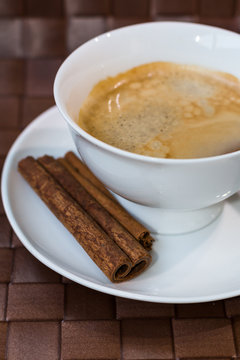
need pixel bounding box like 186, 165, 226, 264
1, 1, 240, 359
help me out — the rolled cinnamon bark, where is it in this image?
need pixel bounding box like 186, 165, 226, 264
38, 155, 151, 268
64, 152, 154, 250
65, 151, 117, 202
18, 156, 151, 282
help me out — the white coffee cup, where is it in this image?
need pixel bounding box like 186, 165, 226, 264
54, 22, 240, 234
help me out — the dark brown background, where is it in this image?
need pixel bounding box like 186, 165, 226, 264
1, 0, 240, 359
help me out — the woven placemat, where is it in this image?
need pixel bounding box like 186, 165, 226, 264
1, 1, 240, 359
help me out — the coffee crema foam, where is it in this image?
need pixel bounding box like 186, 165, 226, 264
78, 62, 240, 159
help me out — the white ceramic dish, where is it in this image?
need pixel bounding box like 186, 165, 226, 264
54, 21, 240, 234
2, 107, 240, 303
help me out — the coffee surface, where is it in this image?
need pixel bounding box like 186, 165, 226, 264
78, 62, 240, 158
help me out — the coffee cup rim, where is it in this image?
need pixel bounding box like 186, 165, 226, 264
54, 21, 240, 164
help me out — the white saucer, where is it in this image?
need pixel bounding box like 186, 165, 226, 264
2, 106, 240, 303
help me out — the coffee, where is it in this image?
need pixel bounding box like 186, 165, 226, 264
77, 62, 240, 159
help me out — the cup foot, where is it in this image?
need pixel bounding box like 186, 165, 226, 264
113, 195, 223, 235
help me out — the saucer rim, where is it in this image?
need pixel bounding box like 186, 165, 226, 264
2, 106, 240, 304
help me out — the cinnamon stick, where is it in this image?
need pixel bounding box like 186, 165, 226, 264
38, 155, 151, 267
18, 156, 151, 282
65, 151, 117, 202
64, 151, 154, 250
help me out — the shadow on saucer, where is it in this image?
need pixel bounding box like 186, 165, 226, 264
151, 210, 222, 274
227, 192, 240, 214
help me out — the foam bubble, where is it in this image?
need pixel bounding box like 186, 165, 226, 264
78, 62, 240, 158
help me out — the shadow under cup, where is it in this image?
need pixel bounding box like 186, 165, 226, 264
54, 21, 240, 234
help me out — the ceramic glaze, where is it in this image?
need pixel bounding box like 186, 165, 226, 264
54, 22, 240, 233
